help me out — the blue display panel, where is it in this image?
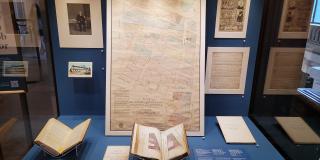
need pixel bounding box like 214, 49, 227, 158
47, 0, 264, 115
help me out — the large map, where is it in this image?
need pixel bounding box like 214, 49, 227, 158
106, 0, 205, 136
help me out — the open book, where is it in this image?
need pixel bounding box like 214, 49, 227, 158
34, 118, 91, 157
130, 123, 189, 160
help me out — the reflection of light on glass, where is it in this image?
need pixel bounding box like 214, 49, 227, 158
313, 0, 320, 23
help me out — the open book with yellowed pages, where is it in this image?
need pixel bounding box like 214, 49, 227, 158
130, 123, 189, 160
34, 118, 91, 157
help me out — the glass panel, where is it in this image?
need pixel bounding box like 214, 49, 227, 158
0, 0, 57, 159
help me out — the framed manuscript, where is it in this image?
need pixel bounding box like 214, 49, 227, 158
264, 48, 305, 95
205, 47, 250, 94
215, 0, 251, 38
55, 0, 103, 48
106, 0, 206, 136
278, 0, 313, 39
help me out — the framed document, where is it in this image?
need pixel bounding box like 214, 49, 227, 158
205, 47, 250, 94
106, 0, 206, 136
0, 1, 17, 55
55, 0, 103, 48
215, 0, 251, 38
264, 48, 305, 95
278, 0, 313, 39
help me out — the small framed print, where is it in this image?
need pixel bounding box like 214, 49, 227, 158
68, 62, 92, 78
215, 0, 251, 38
2, 61, 28, 77
55, 0, 103, 48
205, 47, 250, 94
264, 48, 305, 95
278, 0, 313, 39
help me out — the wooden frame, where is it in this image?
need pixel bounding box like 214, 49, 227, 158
278, 0, 313, 39
264, 48, 305, 95
106, 0, 206, 136
55, 0, 103, 48
205, 47, 250, 94
215, 0, 251, 38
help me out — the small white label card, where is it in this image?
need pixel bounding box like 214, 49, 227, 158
103, 146, 130, 160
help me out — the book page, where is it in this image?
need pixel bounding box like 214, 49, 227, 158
276, 117, 320, 144
63, 119, 91, 151
161, 124, 188, 160
131, 124, 162, 159
34, 118, 72, 154
103, 146, 130, 160
216, 116, 256, 144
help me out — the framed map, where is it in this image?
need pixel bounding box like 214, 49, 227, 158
55, 0, 103, 48
264, 48, 305, 95
205, 47, 250, 94
106, 0, 206, 136
215, 0, 251, 38
278, 0, 313, 39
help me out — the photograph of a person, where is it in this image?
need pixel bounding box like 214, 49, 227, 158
67, 3, 92, 35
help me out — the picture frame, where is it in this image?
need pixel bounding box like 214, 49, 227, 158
205, 47, 250, 94
0, 1, 18, 55
2, 61, 28, 77
215, 0, 251, 38
55, 0, 103, 48
106, 0, 206, 136
264, 48, 305, 95
68, 62, 92, 78
278, 0, 313, 39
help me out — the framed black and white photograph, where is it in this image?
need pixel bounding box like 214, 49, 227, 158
67, 3, 92, 35
55, 0, 103, 48
215, 0, 251, 38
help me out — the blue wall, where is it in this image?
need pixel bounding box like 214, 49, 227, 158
47, 0, 264, 116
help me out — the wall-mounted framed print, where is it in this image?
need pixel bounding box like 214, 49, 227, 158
264, 48, 305, 95
0, 1, 17, 55
55, 0, 103, 48
106, 0, 206, 136
68, 62, 92, 78
278, 0, 313, 39
215, 0, 251, 38
205, 47, 250, 94
2, 61, 28, 77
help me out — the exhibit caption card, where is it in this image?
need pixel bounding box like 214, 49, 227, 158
276, 117, 320, 144
216, 116, 256, 144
